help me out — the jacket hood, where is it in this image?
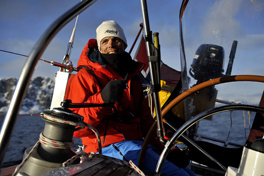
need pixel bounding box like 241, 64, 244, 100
77, 39, 145, 78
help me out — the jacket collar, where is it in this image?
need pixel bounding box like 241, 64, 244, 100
77, 39, 146, 79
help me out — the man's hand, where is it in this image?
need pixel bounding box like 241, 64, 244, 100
101, 79, 126, 103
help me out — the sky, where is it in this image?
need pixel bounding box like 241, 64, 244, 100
0, 0, 182, 79
0, 0, 264, 104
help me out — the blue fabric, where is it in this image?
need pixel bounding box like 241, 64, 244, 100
100, 140, 196, 176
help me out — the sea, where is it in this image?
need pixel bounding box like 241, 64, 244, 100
0, 110, 255, 168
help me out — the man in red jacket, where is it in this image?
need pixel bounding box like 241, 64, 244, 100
67, 20, 195, 176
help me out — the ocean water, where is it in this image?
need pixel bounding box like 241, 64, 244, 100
196, 110, 255, 146
0, 110, 255, 168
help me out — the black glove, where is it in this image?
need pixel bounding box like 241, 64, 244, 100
101, 79, 126, 104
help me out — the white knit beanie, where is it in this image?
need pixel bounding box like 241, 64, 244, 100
96, 20, 127, 50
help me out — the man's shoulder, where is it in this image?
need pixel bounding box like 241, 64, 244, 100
76, 66, 96, 78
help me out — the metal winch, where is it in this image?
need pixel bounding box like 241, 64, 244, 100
14, 108, 83, 176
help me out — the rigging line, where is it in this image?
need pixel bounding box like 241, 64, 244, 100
129, 23, 144, 54
243, 110, 247, 139
243, 110, 252, 139
0, 49, 49, 62
248, 111, 251, 133
0, 113, 41, 119
225, 110, 233, 147
0, 49, 77, 71
0, 49, 28, 58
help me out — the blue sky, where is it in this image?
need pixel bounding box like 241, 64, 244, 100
0, 0, 182, 78
0, 0, 264, 104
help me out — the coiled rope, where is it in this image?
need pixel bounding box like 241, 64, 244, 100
39, 132, 74, 149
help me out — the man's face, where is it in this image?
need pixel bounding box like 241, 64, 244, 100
100, 36, 125, 54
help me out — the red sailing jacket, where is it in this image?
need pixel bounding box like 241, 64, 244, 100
66, 39, 154, 153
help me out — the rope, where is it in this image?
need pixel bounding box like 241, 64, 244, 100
248, 111, 252, 133
243, 110, 252, 139
42, 113, 79, 126
39, 132, 74, 149
79, 121, 102, 154
224, 111, 233, 147
243, 110, 247, 139
129, 160, 145, 176
12, 141, 40, 176
62, 152, 95, 167
0, 49, 28, 57
144, 85, 153, 114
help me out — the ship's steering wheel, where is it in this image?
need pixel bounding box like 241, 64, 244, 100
138, 75, 264, 174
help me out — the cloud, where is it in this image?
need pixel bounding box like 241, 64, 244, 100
216, 81, 264, 105
201, 0, 242, 44
237, 34, 264, 51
